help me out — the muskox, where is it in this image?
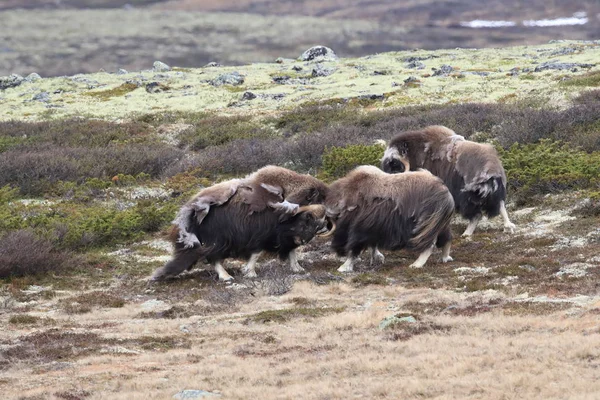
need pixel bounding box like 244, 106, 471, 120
380, 125, 516, 237
151, 166, 330, 281
325, 166, 455, 272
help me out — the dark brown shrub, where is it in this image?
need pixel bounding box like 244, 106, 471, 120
0, 230, 78, 278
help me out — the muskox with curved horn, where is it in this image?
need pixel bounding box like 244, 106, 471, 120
152, 166, 330, 281
380, 125, 516, 237
325, 166, 454, 272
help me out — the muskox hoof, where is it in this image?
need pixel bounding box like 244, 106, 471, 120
290, 265, 306, 274
337, 259, 354, 273
370, 250, 385, 266
442, 256, 454, 263
504, 222, 516, 234
461, 232, 473, 240
220, 276, 234, 284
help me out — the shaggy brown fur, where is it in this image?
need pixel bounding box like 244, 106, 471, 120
326, 166, 454, 271
154, 166, 330, 281
381, 125, 515, 236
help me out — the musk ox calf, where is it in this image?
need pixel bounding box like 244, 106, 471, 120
380, 125, 516, 237
325, 166, 455, 272
152, 166, 330, 282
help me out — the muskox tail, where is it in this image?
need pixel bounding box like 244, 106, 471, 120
408, 191, 455, 252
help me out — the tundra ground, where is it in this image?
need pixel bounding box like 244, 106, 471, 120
1, 194, 600, 400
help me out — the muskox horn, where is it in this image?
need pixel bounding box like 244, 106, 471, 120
317, 218, 336, 238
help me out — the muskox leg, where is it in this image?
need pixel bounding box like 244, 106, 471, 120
151, 249, 200, 280
370, 246, 385, 266
461, 214, 482, 237
242, 252, 262, 278
214, 261, 234, 282
499, 201, 516, 233
436, 227, 453, 263
338, 256, 356, 273
408, 245, 434, 269
288, 249, 306, 273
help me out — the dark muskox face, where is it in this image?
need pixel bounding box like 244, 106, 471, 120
281, 206, 330, 246
381, 145, 408, 174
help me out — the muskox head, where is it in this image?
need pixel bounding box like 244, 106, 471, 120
279, 205, 334, 246
381, 142, 410, 174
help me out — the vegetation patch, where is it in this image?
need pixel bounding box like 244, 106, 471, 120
501, 301, 572, 315
245, 307, 344, 324
351, 273, 388, 286
0, 230, 78, 278
384, 319, 450, 341
133, 335, 190, 351
9, 314, 41, 325
85, 83, 139, 100
560, 70, 600, 87
59, 291, 125, 314
321, 144, 384, 180
500, 140, 600, 204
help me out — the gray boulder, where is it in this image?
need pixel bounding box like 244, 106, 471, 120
241, 91, 256, 101
432, 65, 454, 76
300, 46, 338, 62
117, 69, 128, 75
32, 92, 50, 102
534, 62, 595, 72
0, 74, 24, 90
173, 390, 221, 399
24, 73, 41, 82
153, 61, 171, 72
210, 72, 245, 86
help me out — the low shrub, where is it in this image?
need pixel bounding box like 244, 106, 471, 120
560, 70, 600, 87
500, 140, 600, 204
0, 230, 78, 278
321, 144, 384, 180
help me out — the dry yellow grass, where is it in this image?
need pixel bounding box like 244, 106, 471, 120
2, 279, 600, 400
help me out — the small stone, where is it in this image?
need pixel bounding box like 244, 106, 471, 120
153, 61, 171, 72
24, 73, 41, 82
311, 64, 336, 77
210, 72, 245, 86
291, 65, 303, 72
241, 91, 256, 101
391, 81, 400, 87
432, 64, 454, 76
406, 61, 426, 69
359, 94, 384, 101
117, 69, 128, 75
204, 62, 221, 67
173, 390, 221, 399
300, 45, 338, 62
32, 92, 50, 102
0, 74, 24, 90
379, 315, 417, 330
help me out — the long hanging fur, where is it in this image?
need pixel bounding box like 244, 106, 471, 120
381, 126, 507, 221
326, 166, 454, 258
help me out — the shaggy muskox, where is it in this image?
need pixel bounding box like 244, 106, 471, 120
380, 125, 516, 237
151, 166, 330, 281
325, 166, 455, 272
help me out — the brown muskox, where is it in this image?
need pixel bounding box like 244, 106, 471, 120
325, 166, 455, 272
380, 125, 516, 237
151, 166, 330, 281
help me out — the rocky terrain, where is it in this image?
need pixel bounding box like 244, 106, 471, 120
1, 0, 599, 76
1, 42, 600, 399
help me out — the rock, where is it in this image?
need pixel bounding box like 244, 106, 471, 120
300, 45, 338, 62
555, 263, 593, 278
145, 82, 171, 93
32, 92, 50, 102
391, 81, 400, 87
359, 94, 384, 101
0, 74, 24, 90
141, 299, 169, 310
404, 76, 422, 87
311, 64, 336, 77
153, 61, 171, 72
275, 57, 294, 64
406, 61, 426, 69
241, 91, 256, 101
291, 65, 303, 72
117, 69, 128, 75
379, 315, 417, 330
432, 65, 454, 76
24, 73, 41, 82
210, 72, 245, 86
173, 390, 221, 399
534, 62, 595, 72
204, 62, 221, 67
